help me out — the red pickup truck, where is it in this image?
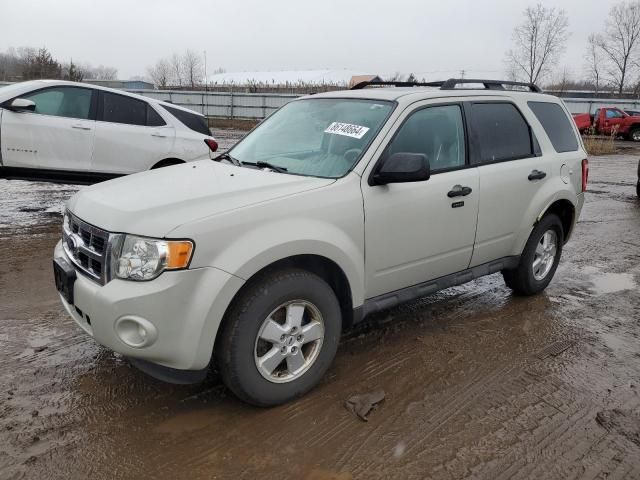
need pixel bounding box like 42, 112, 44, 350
573, 107, 640, 141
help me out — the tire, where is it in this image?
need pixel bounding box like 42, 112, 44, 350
215, 268, 342, 406
502, 214, 564, 296
629, 127, 640, 142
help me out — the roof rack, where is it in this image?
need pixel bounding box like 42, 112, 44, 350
350, 80, 445, 90
350, 78, 542, 93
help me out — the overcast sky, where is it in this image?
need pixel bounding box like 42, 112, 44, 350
0, 0, 612, 81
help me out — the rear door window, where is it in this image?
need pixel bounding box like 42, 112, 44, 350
101, 92, 147, 126
161, 104, 210, 135
469, 102, 533, 164
528, 101, 579, 153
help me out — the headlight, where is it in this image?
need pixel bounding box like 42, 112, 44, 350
110, 235, 194, 281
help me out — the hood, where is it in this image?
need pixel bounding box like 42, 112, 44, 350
67, 160, 334, 237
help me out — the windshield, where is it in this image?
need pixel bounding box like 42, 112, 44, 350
230, 98, 394, 178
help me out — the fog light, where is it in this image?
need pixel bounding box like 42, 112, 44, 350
115, 316, 158, 348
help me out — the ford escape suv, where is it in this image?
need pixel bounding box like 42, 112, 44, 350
53, 79, 587, 406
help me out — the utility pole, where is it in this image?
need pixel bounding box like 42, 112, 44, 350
460, 69, 465, 79
203, 50, 207, 91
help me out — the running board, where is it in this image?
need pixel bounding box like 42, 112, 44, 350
353, 256, 520, 323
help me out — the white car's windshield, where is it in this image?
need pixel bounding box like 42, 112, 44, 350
229, 98, 394, 178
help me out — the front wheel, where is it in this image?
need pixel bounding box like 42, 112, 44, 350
215, 268, 342, 406
502, 214, 564, 296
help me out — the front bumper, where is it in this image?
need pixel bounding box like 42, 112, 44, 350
54, 240, 244, 375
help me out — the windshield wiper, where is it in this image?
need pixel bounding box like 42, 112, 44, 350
213, 152, 242, 167
248, 161, 288, 173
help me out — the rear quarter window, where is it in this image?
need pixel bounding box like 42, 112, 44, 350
146, 105, 166, 127
528, 102, 579, 153
161, 104, 210, 135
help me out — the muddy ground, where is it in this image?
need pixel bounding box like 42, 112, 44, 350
0, 145, 639, 479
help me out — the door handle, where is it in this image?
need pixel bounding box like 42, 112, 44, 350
528, 169, 547, 181
447, 185, 473, 197
71, 124, 91, 130
151, 133, 167, 138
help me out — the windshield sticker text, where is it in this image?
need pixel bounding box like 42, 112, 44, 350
324, 122, 370, 139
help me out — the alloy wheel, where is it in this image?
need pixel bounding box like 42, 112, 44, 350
532, 229, 558, 281
254, 300, 325, 383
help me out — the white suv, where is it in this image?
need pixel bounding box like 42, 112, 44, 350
53, 79, 587, 406
0, 80, 218, 183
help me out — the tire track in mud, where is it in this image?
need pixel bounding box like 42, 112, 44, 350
2, 152, 640, 479
332, 328, 638, 480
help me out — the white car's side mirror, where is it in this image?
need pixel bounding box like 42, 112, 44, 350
9, 98, 36, 112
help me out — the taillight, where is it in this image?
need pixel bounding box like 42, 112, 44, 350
204, 138, 218, 152
581, 158, 589, 192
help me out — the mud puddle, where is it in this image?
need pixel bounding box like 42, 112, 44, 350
0, 154, 639, 479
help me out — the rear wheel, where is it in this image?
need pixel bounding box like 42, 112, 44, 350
629, 127, 640, 142
215, 268, 342, 406
502, 214, 564, 296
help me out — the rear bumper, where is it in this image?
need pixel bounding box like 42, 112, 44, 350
54, 240, 244, 376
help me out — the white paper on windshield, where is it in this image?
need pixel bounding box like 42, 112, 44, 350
324, 122, 370, 139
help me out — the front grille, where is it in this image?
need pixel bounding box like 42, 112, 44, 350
63, 212, 111, 285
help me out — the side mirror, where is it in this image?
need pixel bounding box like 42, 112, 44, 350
370, 152, 430, 186
8, 98, 36, 112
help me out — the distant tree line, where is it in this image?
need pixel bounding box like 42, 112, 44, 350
147, 50, 224, 89
0, 46, 118, 83
506, 1, 640, 94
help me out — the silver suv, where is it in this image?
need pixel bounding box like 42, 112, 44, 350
53, 79, 587, 406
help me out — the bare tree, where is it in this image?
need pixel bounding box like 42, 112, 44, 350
593, 1, 640, 94
170, 53, 183, 87
0, 48, 23, 81
584, 34, 603, 95
182, 49, 203, 88
505, 3, 569, 85
61, 59, 84, 82
22, 47, 61, 80
554, 68, 571, 94
16, 46, 37, 65
147, 58, 171, 88
91, 65, 118, 80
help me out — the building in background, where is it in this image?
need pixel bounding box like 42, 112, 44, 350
205, 70, 382, 93
85, 79, 155, 90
